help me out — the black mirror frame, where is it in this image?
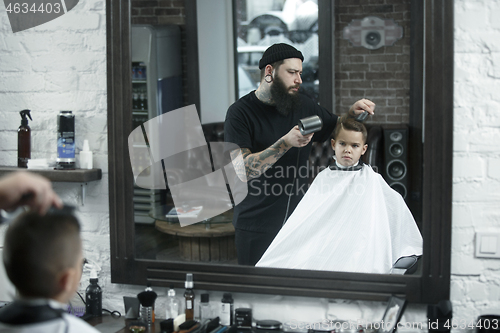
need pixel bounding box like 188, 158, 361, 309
106, 0, 452, 303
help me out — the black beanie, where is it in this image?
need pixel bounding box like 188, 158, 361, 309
258, 43, 304, 69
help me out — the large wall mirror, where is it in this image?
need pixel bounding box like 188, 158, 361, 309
106, 0, 452, 303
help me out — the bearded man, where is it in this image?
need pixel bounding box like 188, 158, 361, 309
224, 43, 375, 265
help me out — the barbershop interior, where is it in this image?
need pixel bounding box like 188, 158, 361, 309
0, 0, 499, 332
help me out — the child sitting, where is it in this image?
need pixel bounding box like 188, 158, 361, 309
0, 211, 99, 332
256, 117, 423, 274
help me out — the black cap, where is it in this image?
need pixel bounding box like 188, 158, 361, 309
258, 43, 304, 69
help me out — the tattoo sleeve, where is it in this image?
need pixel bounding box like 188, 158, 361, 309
230, 138, 291, 181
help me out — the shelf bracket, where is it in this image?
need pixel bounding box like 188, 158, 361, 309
81, 183, 88, 206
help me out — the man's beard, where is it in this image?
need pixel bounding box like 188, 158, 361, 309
270, 74, 301, 116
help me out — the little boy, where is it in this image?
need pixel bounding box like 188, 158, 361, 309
0, 211, 99, 332
256, 117, 422, 273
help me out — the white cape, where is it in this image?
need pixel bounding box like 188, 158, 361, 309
256, 165, 422, 274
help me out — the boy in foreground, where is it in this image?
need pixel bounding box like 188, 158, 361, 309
0, 211, 99, 333
256, 117, 423, 273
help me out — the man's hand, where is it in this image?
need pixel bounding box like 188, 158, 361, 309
349, 99, 376, 117
283, 125, 314, 148
0, 171, 63, 215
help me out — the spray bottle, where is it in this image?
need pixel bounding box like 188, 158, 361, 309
18, 110, 32, 168
84, 259, 102, 317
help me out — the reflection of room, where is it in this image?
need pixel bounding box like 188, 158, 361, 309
130, 0, 421, 264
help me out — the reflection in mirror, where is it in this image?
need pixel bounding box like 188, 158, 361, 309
234, 0, 320, 101
130, 0, 420, 274
108, 0, 452, 303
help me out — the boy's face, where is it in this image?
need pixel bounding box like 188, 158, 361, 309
331, 128, 368, 167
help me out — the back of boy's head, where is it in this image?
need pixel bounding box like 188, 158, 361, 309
3, 211, 81, 299
333, 115, 368, 143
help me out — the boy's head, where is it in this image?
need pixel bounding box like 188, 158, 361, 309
331, 116, 368, 167
3, 211, 83, 303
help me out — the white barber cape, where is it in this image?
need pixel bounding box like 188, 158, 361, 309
256, 164, 423, 274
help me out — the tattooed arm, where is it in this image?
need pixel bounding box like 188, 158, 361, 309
230, 125, 314, 181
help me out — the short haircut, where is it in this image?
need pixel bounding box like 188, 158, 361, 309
260, 60, 284, 81
3, 212, 81, 298
333, 115, 368, 143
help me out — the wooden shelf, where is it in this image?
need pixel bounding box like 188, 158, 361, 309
0, 167, 102, 183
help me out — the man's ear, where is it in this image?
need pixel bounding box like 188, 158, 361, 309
361, 143, 368, 155
331, 139, 335, 149
265, 64, 274, 77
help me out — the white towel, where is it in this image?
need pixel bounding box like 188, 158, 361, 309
256, 165, 422, 274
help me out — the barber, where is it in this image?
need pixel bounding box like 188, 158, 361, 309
224, 43, 375, 265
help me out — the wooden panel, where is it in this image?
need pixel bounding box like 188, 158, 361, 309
0, 167, 102, 182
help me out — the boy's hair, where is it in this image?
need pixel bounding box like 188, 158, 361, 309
333, 115, 368, 143
3, 212, 81, 299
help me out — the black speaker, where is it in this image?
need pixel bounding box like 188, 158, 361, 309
383, 127, 409, 200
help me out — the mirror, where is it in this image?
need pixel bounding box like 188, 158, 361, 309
107, 0, 452, 303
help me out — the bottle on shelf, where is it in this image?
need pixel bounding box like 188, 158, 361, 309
220, 293, 233, 326
85, 264, 102, 317
139, 92, 147, 111
132, 92, 139, 110
184, 273, 195, 321
17, 109, 32, 168
166, 285, 180, 319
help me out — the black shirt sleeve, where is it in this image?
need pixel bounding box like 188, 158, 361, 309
224, 104, 254, 152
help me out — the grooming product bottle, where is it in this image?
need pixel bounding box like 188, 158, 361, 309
220, 293, 233, 326
85, 267, 102, 317
17, 109, 32, 168
166, 285, 180, 319
80, 139, 93, 169
137, 284, 158, 326
199, 293, 210, 322
235, 308, 252, 328
56, 110, 75, 169
184, 273, 195, 321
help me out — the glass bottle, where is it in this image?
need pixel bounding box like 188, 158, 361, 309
132, 91, 139, 110
139, 92, 147, 110
199, 293, 211, 322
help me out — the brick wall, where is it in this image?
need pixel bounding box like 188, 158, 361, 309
335, 0, 410, 124
451, 0, 500, 322
131, 0, 185, 25
1, 0, 499, 329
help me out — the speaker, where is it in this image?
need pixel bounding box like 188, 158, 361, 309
383, 127, 409, 200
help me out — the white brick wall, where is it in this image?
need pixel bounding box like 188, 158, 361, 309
0, 0, 499, 330
453, 0, 500, 324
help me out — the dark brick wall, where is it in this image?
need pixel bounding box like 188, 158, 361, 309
131, 0, 188, 105
131, 0, 185, 25
335, 0, 411, 124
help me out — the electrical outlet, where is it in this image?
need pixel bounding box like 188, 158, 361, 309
475, 232, 500, 258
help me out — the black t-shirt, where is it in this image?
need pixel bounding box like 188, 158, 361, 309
224, 90, 338, 234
